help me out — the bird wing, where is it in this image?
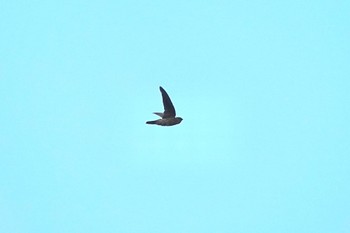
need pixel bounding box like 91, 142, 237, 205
159, 86, 176, 118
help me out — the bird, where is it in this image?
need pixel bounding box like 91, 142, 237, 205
146, 86, 183, 126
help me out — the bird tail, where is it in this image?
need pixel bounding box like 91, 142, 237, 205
153, 112, 164, 117
146, 120, 157, 124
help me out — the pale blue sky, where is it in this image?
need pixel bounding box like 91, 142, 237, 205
1, 1, 349, 233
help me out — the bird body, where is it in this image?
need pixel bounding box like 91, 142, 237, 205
146, 117, 183, 126
146, 86, 183, 126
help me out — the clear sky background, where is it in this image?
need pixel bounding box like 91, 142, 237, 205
1, 1, 349, 233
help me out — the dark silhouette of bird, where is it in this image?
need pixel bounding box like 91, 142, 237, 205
146, 86, 183, 126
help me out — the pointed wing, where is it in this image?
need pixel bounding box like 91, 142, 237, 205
159, 86, 176, 118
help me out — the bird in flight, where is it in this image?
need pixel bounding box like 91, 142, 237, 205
146, 86, 183, 126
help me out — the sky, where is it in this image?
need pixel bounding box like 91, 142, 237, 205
1, 1, 349, 233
